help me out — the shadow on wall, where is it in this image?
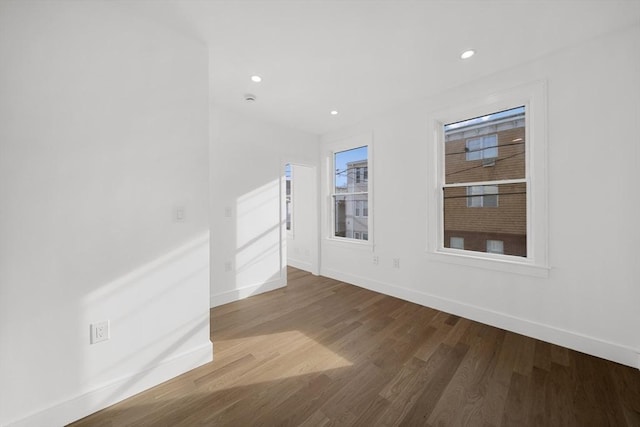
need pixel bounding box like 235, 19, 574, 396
209, 177, 285, 308
78, 233, 211, 418
235, 178, 283, 286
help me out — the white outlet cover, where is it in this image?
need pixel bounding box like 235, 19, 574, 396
175, 206, 186, 222
90, 320, 110, 344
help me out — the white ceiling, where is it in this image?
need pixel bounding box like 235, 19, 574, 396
122, 0, 640, 135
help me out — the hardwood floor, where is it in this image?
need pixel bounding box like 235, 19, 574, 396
70, 267, 640, 426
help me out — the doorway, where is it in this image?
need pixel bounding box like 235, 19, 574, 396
283, 163, 319, 275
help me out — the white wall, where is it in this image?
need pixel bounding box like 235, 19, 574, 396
210, 107, 318, 307
320, 24, 640, 368
287, 164, 319, 274
0, 2, 212, 425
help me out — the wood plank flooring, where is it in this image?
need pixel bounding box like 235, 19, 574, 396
70, 267, 640, 426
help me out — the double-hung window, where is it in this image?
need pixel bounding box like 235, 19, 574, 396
443, 106, 527, 257
428, 81, 549, 276
332, 145, 369, 241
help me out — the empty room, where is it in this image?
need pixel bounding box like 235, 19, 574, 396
1, 1, 639, 426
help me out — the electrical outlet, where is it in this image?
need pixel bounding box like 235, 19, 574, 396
175, 206, 186, 222
224, 261, 233, 272
393, 258, 400, 269
224, 207, 232, 218
373, 255, 379, 265
90, 320, 110, 344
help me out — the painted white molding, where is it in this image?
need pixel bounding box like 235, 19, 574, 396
5, 343, 213, 427
210, 278, 285, 308
287, 258, 314, 273
321, 267, 640, 370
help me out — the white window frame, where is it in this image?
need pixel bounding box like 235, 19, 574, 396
426, 81, 549, 277
324, 133, 373, 247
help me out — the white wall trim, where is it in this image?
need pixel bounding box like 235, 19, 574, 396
210, 278, 285, 308
321, 267, 640, 370
4, 342, 213, 427
287, 258, 313, 273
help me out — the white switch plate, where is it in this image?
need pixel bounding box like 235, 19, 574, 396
393, 258, 400, 269
90, 320, 110, 344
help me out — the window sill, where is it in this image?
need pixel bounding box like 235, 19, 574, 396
325, 237, 373, 250
426, 249, 549, 278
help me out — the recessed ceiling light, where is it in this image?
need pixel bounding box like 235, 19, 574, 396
251, 75, 262, 83
460, 49, 475, 60
330, 110, 338, 115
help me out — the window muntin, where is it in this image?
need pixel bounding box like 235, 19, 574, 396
333, 146, 368, 241
443, 106, 527, 258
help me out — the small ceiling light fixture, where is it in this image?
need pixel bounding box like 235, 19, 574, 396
244, 93, 257, 102
330, 110, 338, 116
460, 49, 475, 60
251, 75, 262, 83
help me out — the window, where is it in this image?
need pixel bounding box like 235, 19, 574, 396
332, 146, 369, 241
450, 237, 464, 249
443, 106, 526, 257
487, 240, 504, 254
466, 134, 497, 161
428, 81, 548, 276
285, 163, 292, 231
354, 200, 369, 217
354, 167, 368, 184
466, 185, 498, 207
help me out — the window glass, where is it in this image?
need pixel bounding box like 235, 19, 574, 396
446, 107, 525, 185
285, 163, 292, 231
443, 106, 527, 257
333, 146, 368, 240
450, 237, 464, 249
487, 240, 505, 254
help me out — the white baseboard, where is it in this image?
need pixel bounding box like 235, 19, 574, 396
5, 342, 213, 427
210, 277, 285, 308
287, 258, 313, 273
321, 267, 640, 370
